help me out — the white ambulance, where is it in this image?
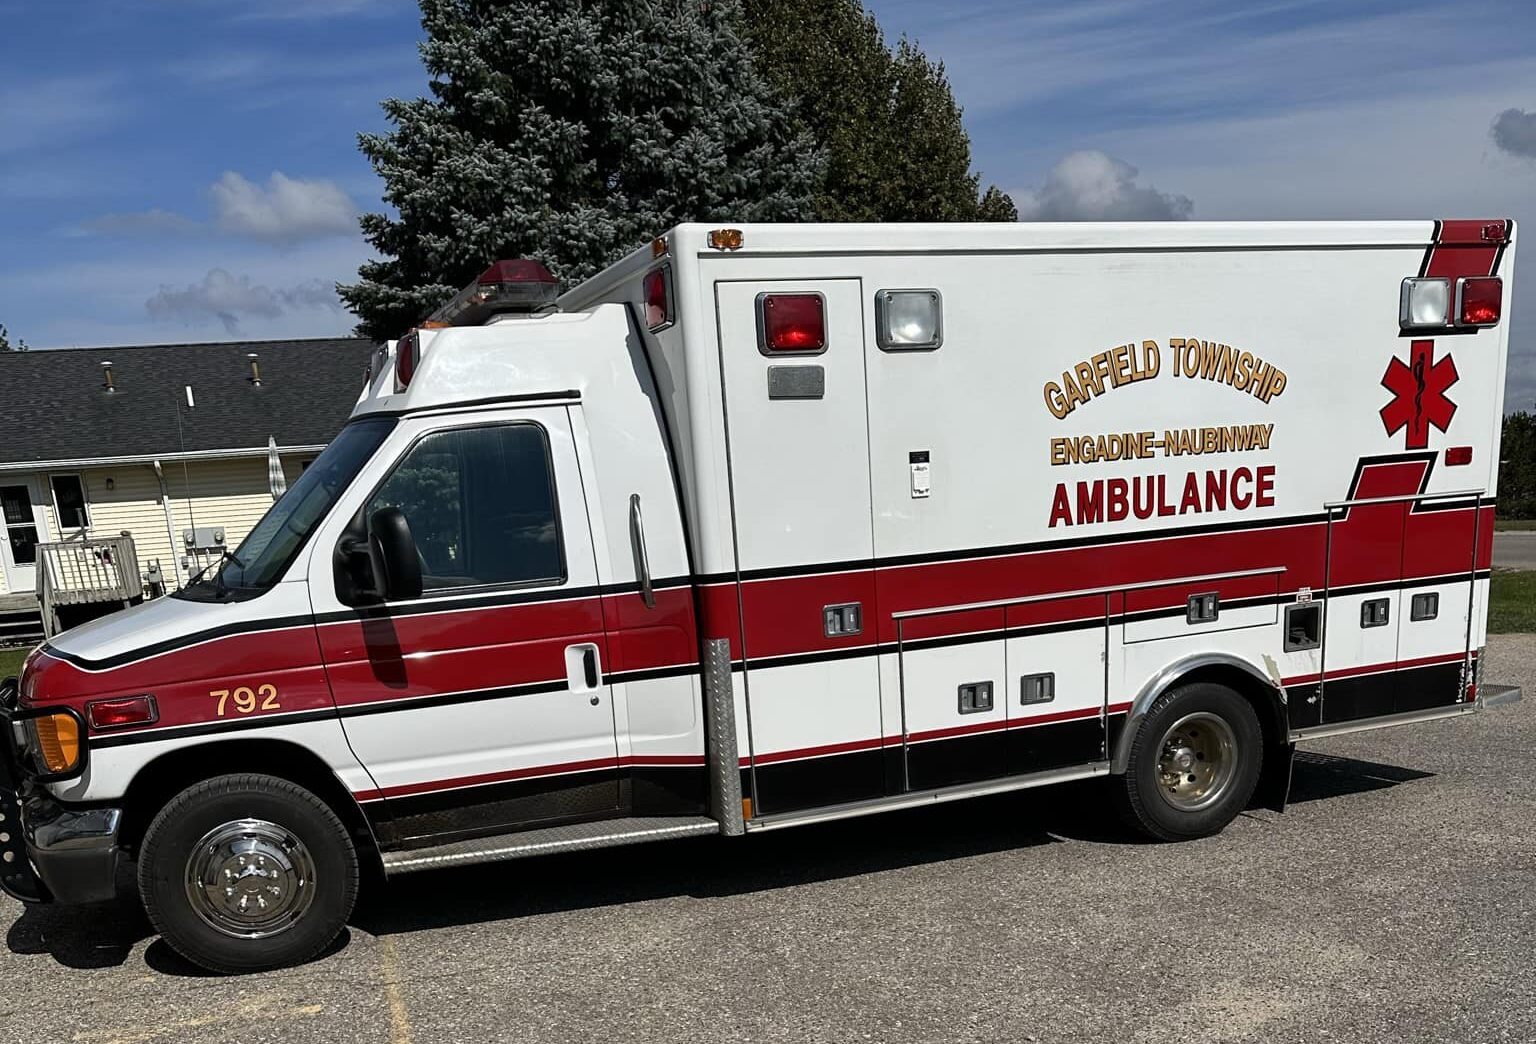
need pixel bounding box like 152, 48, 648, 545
0, 220, 1522, 972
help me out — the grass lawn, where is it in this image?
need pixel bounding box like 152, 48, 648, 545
0, 646, 29, 680
1490, 570, 1536, 634
1496, 519, 1536, 531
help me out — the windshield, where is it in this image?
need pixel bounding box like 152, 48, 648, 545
175, 417, 396, 602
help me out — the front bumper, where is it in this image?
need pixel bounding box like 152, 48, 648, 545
0, 676, 123, 905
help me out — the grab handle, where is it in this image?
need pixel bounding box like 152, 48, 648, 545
629, 494, 656, 609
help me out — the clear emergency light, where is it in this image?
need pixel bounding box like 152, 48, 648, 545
428, 260, 560, 327
876, 289, 944, 350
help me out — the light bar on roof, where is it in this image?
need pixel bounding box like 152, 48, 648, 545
428, 260, 560, 327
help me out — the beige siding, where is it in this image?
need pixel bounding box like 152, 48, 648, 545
23, 454, 315, 591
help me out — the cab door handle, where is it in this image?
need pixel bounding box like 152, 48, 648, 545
565, 643, 602, 704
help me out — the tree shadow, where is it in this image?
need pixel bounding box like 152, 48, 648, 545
1286, 751, 1434, 804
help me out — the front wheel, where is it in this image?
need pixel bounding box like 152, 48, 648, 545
137, 774, 358, 974
1115, 682, 1262, 841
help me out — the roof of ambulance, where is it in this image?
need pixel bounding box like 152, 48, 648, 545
646, 220, 1449, 255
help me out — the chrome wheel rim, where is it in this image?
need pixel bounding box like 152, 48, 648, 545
184, 818, 316, 939
1155, 712, 1238, 813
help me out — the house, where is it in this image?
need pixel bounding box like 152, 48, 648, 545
0, 338, 375, 626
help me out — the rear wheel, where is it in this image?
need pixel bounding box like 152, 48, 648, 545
1115, 682, 1262, 841
137, 773, 358, 974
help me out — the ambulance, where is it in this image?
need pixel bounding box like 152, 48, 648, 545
0, 220, 1523, 972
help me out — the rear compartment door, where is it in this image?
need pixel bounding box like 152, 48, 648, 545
1319, 453, 1487, 724
714, 279, 884, 814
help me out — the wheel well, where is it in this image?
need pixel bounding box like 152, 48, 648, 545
1170, 663, 1288, 754
117, 739, 382, 876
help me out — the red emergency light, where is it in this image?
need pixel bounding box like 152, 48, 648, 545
428, 259, 560, 327
644, 266, 673, 331
758, 293, 827, 354
1457, 277, 1502, 327
395, 329, 421, 391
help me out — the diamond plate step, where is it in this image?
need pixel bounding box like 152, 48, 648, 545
380, 815, 721, 874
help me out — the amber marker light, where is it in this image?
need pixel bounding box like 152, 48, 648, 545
29, 711, 83, 776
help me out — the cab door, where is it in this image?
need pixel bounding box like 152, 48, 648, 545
309, 406, 620, 846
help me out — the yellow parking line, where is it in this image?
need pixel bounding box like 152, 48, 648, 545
380, 935, 414, 1044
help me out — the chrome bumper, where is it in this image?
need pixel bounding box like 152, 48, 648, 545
0, 675, 123, 905
19, 799, 123, 905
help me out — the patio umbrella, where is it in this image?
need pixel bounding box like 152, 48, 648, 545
267, 436, 288, 501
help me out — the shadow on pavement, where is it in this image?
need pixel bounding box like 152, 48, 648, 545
2, 753, 1434, 969
5, 896, 152, 970
1287, 751, 1434, 803
355, 781, 1124, 937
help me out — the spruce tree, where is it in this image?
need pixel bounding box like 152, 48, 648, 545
741, 0, 1015, 223
343, 0, 820, 341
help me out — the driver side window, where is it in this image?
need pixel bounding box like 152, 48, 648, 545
367, 423, 564, 591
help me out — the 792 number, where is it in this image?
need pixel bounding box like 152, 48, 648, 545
210, 684, 280, 717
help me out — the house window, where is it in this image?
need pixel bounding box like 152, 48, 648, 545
50, 475, 89, 532
366, 423, 564, 591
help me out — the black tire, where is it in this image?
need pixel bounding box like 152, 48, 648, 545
1114, 682, 1263, 841
137, 773, 358, 974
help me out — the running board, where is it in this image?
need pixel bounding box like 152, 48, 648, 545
381, 816, 720, 875
744, 762, 1110, 833
1289, 702, 1478, 743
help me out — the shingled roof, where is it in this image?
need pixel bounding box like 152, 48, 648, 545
0, 338, 376, 467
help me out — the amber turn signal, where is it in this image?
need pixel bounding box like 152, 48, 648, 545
30, 712, 82, 776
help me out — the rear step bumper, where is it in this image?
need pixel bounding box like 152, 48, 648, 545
1289, 683, 1521, 743
1480, 683, 1523, 708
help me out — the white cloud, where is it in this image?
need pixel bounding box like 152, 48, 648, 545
78, 209, 200, 237
79, 171, 360, 245
1014, 150, 1193, 221
145, 269, 342, 334
1492, 107, 1536, 159
210, 172, 358, 244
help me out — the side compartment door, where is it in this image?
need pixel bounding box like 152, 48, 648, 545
715, 279, 883, 814
310, 407, 620, 846
1320, 491, 1409, 724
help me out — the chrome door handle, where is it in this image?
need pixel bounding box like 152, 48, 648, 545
629, 493, 656, 609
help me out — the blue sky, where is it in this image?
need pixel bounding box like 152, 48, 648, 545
2, 0, 1534, 404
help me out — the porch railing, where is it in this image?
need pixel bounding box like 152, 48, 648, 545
36, 532, 142, 638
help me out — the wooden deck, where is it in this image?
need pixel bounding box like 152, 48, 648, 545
0, 593, 39, 613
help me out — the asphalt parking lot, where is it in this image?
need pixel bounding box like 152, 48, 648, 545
2, 636, 1532, 1044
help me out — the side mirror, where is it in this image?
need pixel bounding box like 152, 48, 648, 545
367, 506, 423, 602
